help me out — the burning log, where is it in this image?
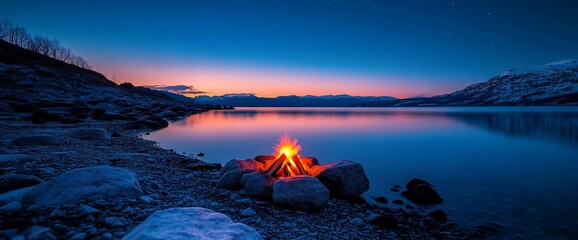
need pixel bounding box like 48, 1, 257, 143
266, 153, 287, 176
265, 153, 309, 177
291, 155, 307, 175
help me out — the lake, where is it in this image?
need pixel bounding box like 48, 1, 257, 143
145, 107, 578, 239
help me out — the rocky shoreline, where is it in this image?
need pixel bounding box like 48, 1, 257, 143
0, 117, 486, 239
0, 39, 486, 239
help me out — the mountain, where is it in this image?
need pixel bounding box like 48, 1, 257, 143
361, 60, 578, 107
0, 40, 226, 125
193, 94, 396, 107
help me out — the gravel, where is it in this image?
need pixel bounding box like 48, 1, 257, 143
0, 119, 486, 239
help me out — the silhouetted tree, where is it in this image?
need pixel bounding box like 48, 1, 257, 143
0, 19, 92, 70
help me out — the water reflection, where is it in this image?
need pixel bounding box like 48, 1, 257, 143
146, 107, 578, 239
182, 107, 578, 146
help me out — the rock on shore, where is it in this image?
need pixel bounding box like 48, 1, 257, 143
23, 166, 142, 207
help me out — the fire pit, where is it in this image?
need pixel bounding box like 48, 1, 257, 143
266, 135, 308, 178
217, 135, 370, 211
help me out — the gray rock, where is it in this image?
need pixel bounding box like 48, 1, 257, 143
0, 154, 30, 163
241, 207, 257, 217
10, 135, 58, 146
23, 166, 142, 207
0, 186, 33, 206
0, 229, 18, 239
70, 232, 87, 240
94, 102, 123, 112
240, 171, 275, 198
219, 159, 263, 177
11, 235, 26, 240
272, 176, 330, 211
350, 217, 364, 226
105, 217, 129, 227
79, 204, 99, 215
48, 208, 64, 218
122, 207, 262, 240
0, 173, 43, 194
27, 225, 55, 240
68, 128, 110, 140
309, 160, 369, 197
139, 195, 153, 203
0, 201, 22, 213
217, 169, 256, 190
401, 179, 443, 205
158, 110, 177, 119
234, 198, 252, 204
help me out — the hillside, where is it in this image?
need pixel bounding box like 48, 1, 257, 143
0, 40, 227, 126
361, 60, 578, 107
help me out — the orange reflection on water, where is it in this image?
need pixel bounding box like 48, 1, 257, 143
164, 107, 458, 138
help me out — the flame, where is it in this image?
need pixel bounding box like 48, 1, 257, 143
274, 134, 302, 159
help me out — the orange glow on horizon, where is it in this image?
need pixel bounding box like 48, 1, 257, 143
97, 60, 459, 98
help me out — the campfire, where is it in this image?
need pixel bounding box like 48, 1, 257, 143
265, 135, 308, 178
216, 134, 370, 211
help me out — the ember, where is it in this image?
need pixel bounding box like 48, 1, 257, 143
266, 135, 307, 178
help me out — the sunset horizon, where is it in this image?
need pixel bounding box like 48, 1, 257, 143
4, 1, 577, 98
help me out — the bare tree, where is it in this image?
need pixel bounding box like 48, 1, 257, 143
47, 38, 61, 59
0, 20, 12, 40
2, 19, 92, 70
56, 47, 73, 62
7, 26, 30, 47
27, 35, 51, 55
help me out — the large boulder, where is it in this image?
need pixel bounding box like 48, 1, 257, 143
0, 173, 43, 194
240, 171, 275, 198
401, 178, 443, 204
23, 166, 142, 207
122, 207, 262, 240
272, 176, 329, 211
216, 169, 256, 190
68, 128, 110, 140
0, 186, 34, 207
219, 159, 263, 177
308, 160, 369, 197
10, 135, 58, 146
301, 157, 320, 170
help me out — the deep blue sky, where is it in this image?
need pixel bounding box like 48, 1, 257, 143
2, 0, 578, 97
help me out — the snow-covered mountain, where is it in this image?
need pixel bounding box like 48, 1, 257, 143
362, 60, 578, 107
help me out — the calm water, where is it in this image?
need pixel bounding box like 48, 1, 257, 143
145, 107, 578, 239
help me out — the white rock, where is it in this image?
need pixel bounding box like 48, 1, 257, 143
23, 166, 142, 207
241, 207, 257, 217
0, 201, 22, 213
122, 207, 262, 240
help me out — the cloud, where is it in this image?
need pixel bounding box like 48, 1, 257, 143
143, 85, 207, 95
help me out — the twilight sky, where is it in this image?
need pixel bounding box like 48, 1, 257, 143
2, 0, 578, 98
